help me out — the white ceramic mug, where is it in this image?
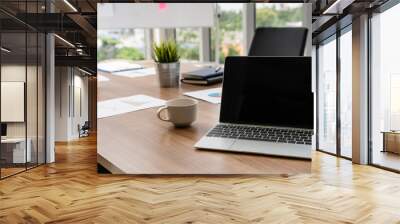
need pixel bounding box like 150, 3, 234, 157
157, 98, 198, 127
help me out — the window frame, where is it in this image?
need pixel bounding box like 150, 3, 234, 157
315, 23, 353, 160
367, 0, 400, 173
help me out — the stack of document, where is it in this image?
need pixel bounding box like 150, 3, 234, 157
98, 60, 143, 73
98, 95, 165, 118
184, 88, 222, 104
112, 67, 156, 78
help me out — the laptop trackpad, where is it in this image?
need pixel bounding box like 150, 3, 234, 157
230, 140, 311, 159
195, 137, 236, 150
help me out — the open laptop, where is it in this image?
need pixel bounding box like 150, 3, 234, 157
195, 56, 313, 159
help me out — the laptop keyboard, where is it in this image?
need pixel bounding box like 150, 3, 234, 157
206, 124, 313, 145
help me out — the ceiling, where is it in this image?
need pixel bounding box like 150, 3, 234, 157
0, 0, 99, 73
310, 0, 391, 43
0, 0, 393, 73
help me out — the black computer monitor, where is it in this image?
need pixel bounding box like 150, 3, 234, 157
1, 123, 7, 137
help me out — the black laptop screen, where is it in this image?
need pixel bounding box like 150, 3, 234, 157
220, 56, 313, 129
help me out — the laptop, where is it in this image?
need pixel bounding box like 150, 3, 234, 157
194, 56, 313, 160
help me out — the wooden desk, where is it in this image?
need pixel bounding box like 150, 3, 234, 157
382, 131, 400, 154
97, 61, 311, 174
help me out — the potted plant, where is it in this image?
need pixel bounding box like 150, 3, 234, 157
153, 40, 181, 88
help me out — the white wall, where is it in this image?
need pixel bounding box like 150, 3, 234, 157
1, 64, 46, 164
71, 74, 89, 138
55, 67, 89, 141
1, 65, 29, 138
55, 66, 70, 141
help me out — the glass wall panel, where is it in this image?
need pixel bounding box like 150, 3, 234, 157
211, 3, 244, 64
26, 0, 39, 168
371, 4, 400, 171
0, 1, 46, 178
256, 3, 304, 28
39, 0, 47, 166
38, 33, 46, 165
339, 29, 352, 158
27, 30, 38, 169
176, 28, 200, 62
1, 30, 28, 177
97, 29, 146, 62
318, 37, 337, 154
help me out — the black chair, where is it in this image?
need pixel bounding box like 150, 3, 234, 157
248, 27, 308, 56
79, 121, 90, 138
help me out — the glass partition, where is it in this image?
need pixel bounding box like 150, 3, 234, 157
211, 3, 244, 64
97, 29, 147, 62
317, 36, 337, 154
370, 3, 400, 171
256, 3, 304, 28
27, 30, 38, 169
0, 2, 46, 179
176, 28, 200, 62
339, 28, 352, 158
38, 33, 46, 165
1, 30, 28, 177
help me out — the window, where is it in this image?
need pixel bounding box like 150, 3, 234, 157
318, 36, 337, 154
97, 29, 146, 62
370, 3, 400, 171
316, 27, 353, 159
256, 3, 304, 28
339, 28, 352, 158
176, 28, 200, 62
211, 3, 244, 64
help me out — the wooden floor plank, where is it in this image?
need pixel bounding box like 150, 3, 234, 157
1, 135, 400, 223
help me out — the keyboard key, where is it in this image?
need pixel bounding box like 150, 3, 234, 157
206, 124, 312, 145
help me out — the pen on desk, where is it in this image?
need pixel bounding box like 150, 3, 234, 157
215, 67, 221, 72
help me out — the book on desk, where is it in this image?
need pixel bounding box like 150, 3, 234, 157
181, 67, 223, 85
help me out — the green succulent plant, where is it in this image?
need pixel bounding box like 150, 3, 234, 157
153, 40, 180, 63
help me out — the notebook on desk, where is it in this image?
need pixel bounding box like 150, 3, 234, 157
181, 67, 223, 85
182, 67, 223, 80
181, 76, 223, 85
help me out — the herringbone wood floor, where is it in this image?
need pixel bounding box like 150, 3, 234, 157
1, 135, 400, 224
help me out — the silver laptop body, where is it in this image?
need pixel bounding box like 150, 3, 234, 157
194, 56, 313, 160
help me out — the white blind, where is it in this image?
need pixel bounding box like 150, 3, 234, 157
98, 3, 215, 29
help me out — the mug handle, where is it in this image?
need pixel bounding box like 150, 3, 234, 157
157, 106, 169, 121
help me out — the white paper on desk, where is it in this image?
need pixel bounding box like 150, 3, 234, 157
112, 67, 155, 78
184, 87, 222, 104
98, 94, 165, 118
98, 75, 110, 82
97, 60, 143, 73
